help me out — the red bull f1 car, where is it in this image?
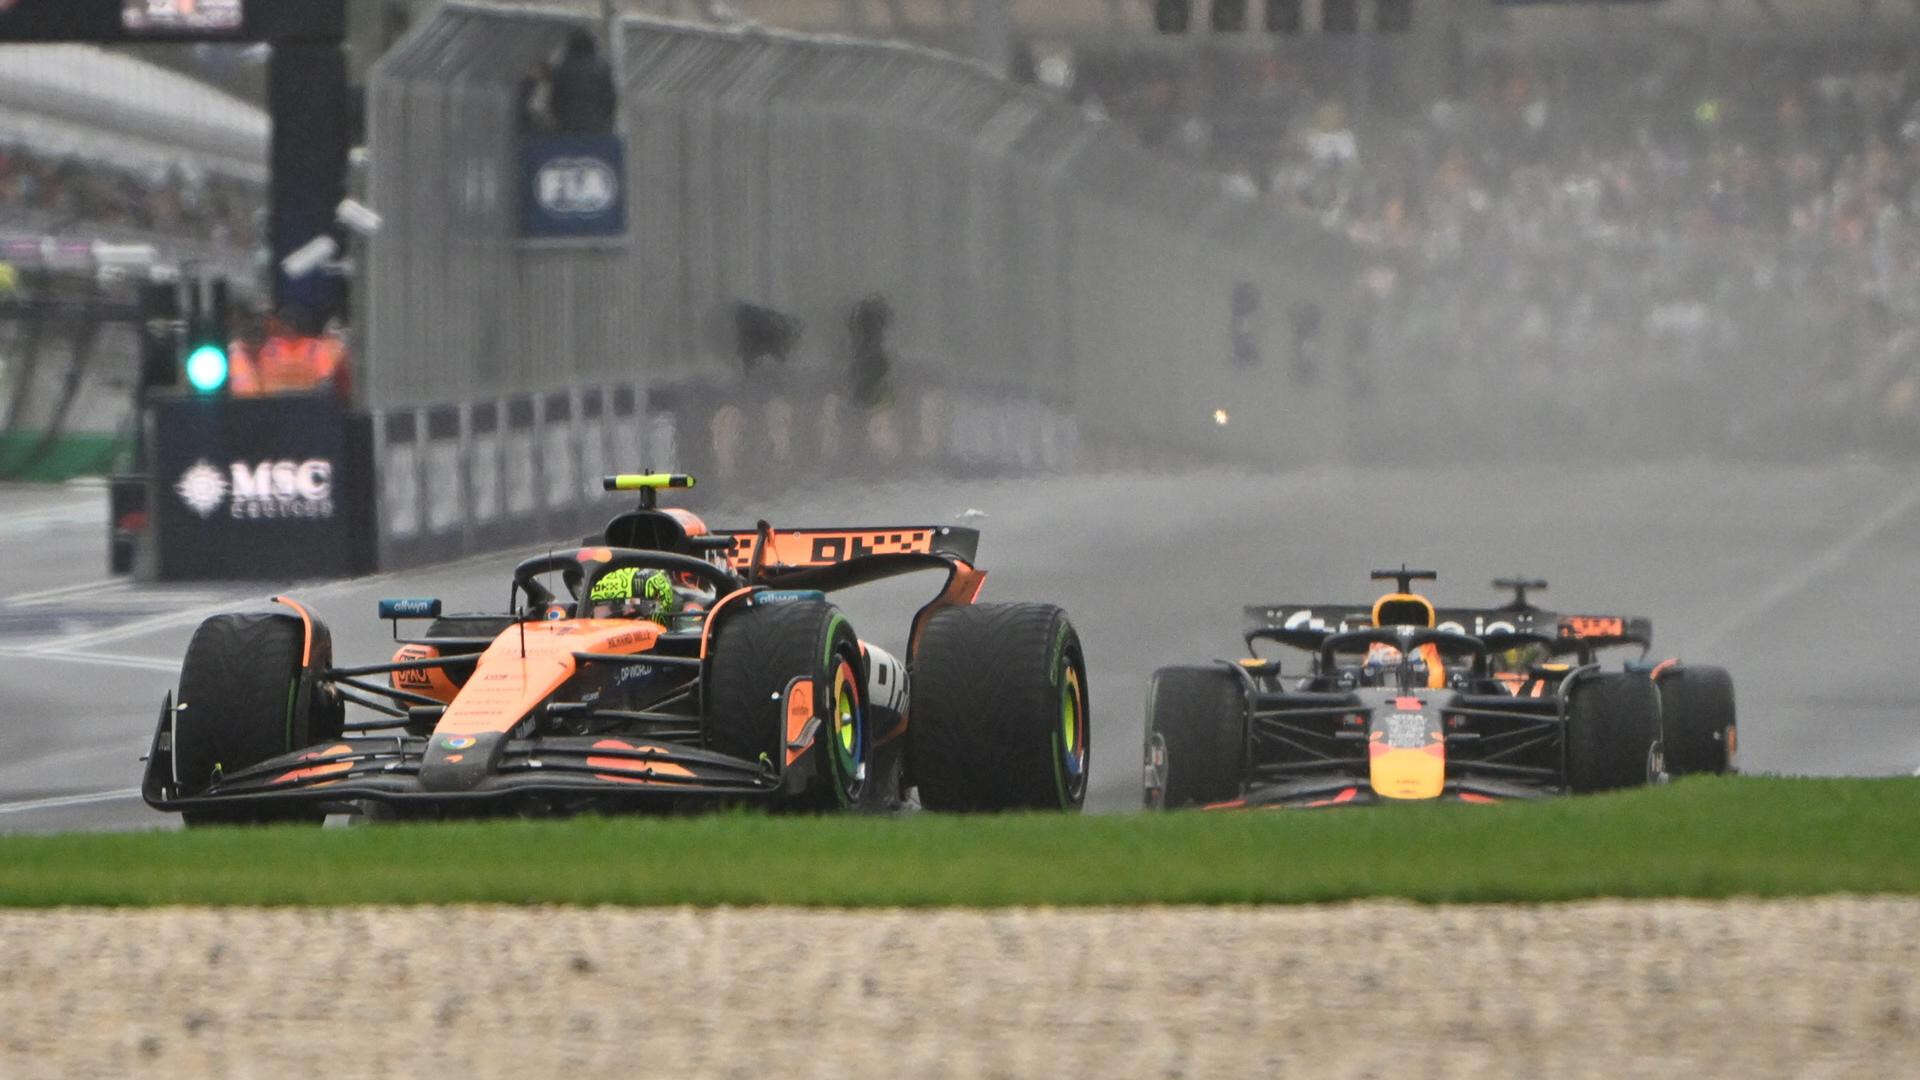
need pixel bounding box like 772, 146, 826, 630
142, 474, 1090, 823
1142, 568, 1735, 809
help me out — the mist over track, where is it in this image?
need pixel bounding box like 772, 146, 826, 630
2, 456, 1914, 832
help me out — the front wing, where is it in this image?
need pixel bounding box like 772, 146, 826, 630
140, 694, 783, 813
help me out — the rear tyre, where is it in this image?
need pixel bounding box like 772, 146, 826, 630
174, 612, 339, 826
707, 597, 871, 810
1657, 665, 1736, 775
1144, 665, 1247, 809
908, 603, 1089, 812
1564, 671, 1662, 793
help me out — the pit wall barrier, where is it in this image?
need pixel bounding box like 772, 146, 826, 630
371, 376, 1074, 568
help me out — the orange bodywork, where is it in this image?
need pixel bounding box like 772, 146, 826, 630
587, 738, 696, 784
783, 678, 816, 766
271, 595, 318, 667
271, 743, 357, 786
725, 527, 952, 573
433, 619, 663, 736
390, 642, 465, 704
1563, 616, 1626, 639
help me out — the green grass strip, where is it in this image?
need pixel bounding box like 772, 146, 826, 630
1, 776, 1915, 908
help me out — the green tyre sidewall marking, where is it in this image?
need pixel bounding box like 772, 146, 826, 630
1048, 622, 1083, 810
821, 612, 861, 808
283, 680, 297, 755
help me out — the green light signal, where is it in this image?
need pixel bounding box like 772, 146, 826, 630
184, 344, 229, 394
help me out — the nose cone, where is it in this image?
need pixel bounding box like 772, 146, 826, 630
419, 731, 505, 791
1369, 696, 1445, 800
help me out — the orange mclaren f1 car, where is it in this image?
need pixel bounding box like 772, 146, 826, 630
142, 474, 1089, 823
1143, 568, 1735, 809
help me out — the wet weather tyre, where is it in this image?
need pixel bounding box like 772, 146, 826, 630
1658, 665, 1736, 776
173, 612, 338, 826
1564, 671, 1662, 793
707, 597, 870, 810
1144, 665, 1247, 809
908, 603, 1090, 812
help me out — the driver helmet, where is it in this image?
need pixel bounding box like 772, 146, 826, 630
1498, 642, 1550, 673
588, 567, 679, 622
1362, 642, 1434, 685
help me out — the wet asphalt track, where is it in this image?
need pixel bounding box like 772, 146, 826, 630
1, 458, 1916, 833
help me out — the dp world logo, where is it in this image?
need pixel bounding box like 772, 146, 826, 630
174, 460, 229, 519
536, 158, 618, 216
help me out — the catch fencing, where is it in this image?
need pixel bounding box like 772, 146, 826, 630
363, 3, 1359, 564
363, 4, 1903, 565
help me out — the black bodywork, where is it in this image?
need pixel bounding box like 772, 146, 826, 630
1146, 576, 1658, 808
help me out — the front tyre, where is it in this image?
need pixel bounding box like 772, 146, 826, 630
707, 596, 872, 810
1564, 670, 1662, 794
1144, 665, 1247, 809
174, 611, 340, 826
908, 603, 1089, 812
1657, 664, 1736, 775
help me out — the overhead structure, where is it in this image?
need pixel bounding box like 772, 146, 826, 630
0, 0, 350, 313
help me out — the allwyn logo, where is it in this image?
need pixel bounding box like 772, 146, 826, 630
176, 459, 335, 520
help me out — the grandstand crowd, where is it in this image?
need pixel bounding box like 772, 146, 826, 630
1079, 39, 1920, 444
0, 143, 261, 251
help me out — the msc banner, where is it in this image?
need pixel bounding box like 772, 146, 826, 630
150, 393, 367, 579
520, 134, 627, 241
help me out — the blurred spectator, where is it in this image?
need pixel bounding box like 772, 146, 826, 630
229, 304, 351, 401
518, 60, 555, 133
0, 141, 260, 252
550, 29, 616, 136
848, 294, 894, 407
1075, 38, 1920, 442
736, 302, 800, 370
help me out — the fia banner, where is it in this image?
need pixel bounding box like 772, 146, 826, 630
520, 134, 627, 240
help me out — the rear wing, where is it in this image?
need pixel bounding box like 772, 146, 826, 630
721, 525, 979, 575
1245, 604, 1651, 651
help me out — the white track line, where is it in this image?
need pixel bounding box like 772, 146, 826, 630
0, 787, 142, 815
1695, 476, 1920, 654
0, 646, 178, 673
5, 580, 128, 606
24, 596, 255, 652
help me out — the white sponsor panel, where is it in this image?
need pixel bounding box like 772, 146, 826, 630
382, 444, 420, 539
710, 404, 744, 478
578, 419, 608, 503
426, 440, 463, 534
505, 431, 535, 516
865, 405, 900, 458
764, 398, 794, 461
469, 433, 500, 523
543, 422, 576, 510
916, 389, 946, 459
642, 412, 676, 473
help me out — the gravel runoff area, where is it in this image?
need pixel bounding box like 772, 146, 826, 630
3, 898, 1915, 1079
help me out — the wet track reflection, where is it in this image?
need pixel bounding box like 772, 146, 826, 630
3, 459, 1916, 831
